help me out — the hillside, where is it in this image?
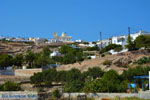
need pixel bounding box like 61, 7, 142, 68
57, 50, 150, 74
0, 41, 73, 55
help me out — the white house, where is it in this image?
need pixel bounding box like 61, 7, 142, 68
75, 39, 83, 43
50, 51, 62, 57
112, 30, 150, 47
88, 42, 96, 47
111, 35, 127, 47
98, 30, 150, 48
97, 39, 112, 49
29, 37, 47, 44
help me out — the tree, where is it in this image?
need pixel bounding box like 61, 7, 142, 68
66, 68, 82, 82
25, 51, 36, 68
125, 34, 137, 51
43, 68, 57, 86
62, 53, 76, 64
114, 45, 123, 52
30, 72, 44, 86
59, 45, 84, 64
100, 70, 122, 92
64, 68, 84, 92
55, 70, 67, 82
0, 54, 13, 69
83, 67, 104, 80
34, 53, 52, 68
59, 45, 74, 54
100, 44, 123, 53
86, 46, 99, 51
30, 68, 58, 86
52, 89, 62, 99
42, 46, 51, 56
64, 80, 84, 92
0, 81, 21, 91
135, 56, 150, 65
13, 54, 24, 68
83, 79, 102, 93
135, 35, 150, 49
83, 74, 127, 93
121, 66, 150, 81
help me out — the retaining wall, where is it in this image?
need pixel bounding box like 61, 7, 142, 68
63, 91, 150, 99
15, 68, 42, 77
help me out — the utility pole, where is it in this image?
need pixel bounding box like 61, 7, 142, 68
100, 32, 102, 49
128, 27, 130, 35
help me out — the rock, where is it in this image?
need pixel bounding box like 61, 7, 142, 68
113, 57, 132, 67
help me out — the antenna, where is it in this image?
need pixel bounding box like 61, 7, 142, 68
100, 32, 102, 49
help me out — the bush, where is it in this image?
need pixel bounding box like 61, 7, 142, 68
135, 35, 150, 49
103, 60, 112, 66
83, 67, 104, 80
52, 89, 62, 99
86, 46, 99, 51
135, 56, 150, 65
0, 81, 21, 91
100, 44, 123, 53
59, 45, 84, 64
101, 54, 105, 57
121, 66, 150, 81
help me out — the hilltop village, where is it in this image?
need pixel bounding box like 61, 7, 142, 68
0, 30, 150, 100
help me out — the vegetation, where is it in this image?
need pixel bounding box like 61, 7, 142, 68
24, 47, 53, 68
0, 81, 21, 91
100, 44, 123, 53
30, 66, 150, 93
135, 56, 150, 65
83, 67, 104, 80
0, 54, 13, 69
125, 34, 137, 51
135, 35, 150, 49
113, 97, 150, 100
13, 54, 24, 68
125, 34, 150, 51
0, 45, 88, 68
85, 46, 99, 51
57, 45, 85, 64
103, 60, 112, 66
52, 89, 62, 99
83, 70, 127, 93
121, 66, 150, 81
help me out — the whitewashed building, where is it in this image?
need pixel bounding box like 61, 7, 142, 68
97, 39, 112, 49
97, 30, 150, 48
50, 51, 62, 57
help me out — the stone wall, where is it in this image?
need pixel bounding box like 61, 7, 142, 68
0, 91, 38, 100
0, 70, 14, 75
63, 91, 150, 100
15, 68, 42, 77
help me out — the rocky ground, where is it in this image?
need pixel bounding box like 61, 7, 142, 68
57, 49, 150, 74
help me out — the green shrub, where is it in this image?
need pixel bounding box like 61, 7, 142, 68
0, 81, 21, 91
103, 60, 112, 66
52, 89, 62, 99
101, 54, 105, 57
86, 46, 99, 51
135, 56, 150, 65
100, 44, 123, 53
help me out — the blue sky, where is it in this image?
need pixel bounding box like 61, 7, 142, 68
0, 0, 150, 41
